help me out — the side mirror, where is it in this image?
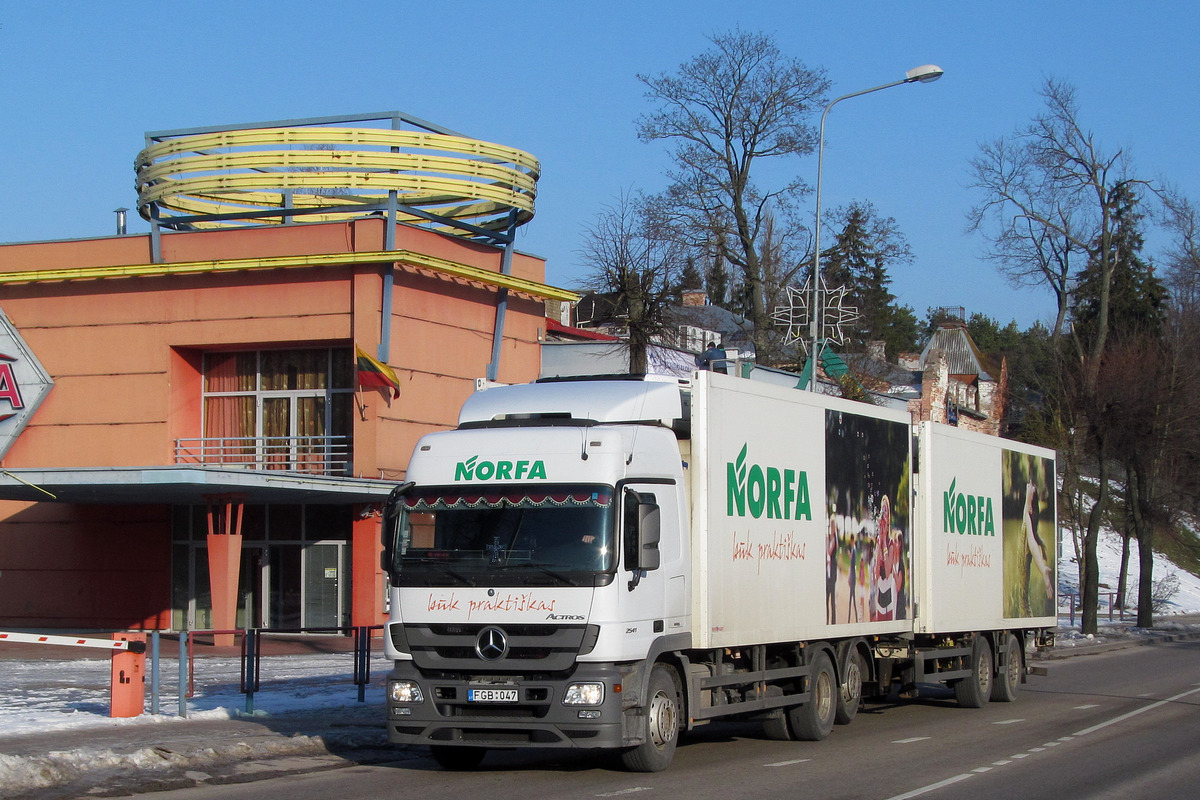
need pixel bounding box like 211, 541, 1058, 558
380, 481, 414, 575
636, 501, 661, 571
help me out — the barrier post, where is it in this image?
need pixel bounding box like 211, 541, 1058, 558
241, 628, 260, 715
110, 632, 147, 718
354, 626, 371, 702
179, 631, 189, 718
150, 631, 160, 715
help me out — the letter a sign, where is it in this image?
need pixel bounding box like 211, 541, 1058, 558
0, 307, 53, 460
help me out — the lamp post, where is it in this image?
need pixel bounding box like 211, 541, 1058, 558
807, 64, 944, 390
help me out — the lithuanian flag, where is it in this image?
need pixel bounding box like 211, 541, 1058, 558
356, 345, 400, 398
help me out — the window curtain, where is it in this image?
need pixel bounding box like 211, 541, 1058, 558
204, 353, 256, 465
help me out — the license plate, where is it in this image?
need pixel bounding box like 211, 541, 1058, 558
468, 688, 518, 703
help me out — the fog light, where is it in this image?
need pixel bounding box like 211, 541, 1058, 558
563, 682, 605, 705
389, 680, 424, 704
393, 707, 413, 716
577, 709, 601, 719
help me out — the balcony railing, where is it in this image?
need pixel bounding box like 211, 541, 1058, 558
174, 435, 352, 477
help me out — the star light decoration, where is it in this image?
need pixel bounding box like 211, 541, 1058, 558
771, 278, 858, 354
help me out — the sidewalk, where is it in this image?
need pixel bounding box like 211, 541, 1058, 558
3, 621, 1200, 799
0, 632, 403, 799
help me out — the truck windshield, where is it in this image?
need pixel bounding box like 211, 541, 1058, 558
387, 485, 615, 587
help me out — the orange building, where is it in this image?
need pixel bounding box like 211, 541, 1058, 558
0, 113, 573, 637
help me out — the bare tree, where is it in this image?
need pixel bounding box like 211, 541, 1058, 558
578, 190, 686, 373
637, 27, 829, 365
967, 78, 1150, 634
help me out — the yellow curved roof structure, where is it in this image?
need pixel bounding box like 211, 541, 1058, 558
136, 123, 540, 238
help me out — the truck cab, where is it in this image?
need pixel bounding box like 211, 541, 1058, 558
381, 375, 690, 769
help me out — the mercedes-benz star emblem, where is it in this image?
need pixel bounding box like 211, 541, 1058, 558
475, 627, 509, 661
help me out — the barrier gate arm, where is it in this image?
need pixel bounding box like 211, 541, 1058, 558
0, 631, 148, 653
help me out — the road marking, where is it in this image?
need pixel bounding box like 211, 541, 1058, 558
886, 686, 1200, 800
993, 718, 1024, 725
596, 789, 652, 797
765, 759, 810, 767
882, 773, 974, 800
1074, 704, 1099, 710
1073, 686, 1200, 737
1137, 693, 1153, 698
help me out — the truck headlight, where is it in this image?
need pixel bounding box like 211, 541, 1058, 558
389, 680, 424, 704
563, 682, 605, 706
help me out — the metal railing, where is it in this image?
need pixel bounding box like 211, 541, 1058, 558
174, 435, 352, 476
1059, 591, 1128, 627
180, 626, 383, 716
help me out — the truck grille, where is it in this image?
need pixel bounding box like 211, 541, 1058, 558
394, 623, 597, 671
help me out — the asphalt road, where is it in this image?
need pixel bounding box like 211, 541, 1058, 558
116, 640, 1200, 800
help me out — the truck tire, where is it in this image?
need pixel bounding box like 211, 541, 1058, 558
429, 745, 487, 770
789, 651, 835, 741
621, 664, 680, 772
835, 648, 866, 725
953, 637, 993, 709
990, 634, 1022, 703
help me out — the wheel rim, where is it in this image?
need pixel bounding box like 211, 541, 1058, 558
815, 666, 834, 720
977, 649, 993, 694
1006, 640, 1021, 688
647, 689, 677, 748
842, 656, 862, 705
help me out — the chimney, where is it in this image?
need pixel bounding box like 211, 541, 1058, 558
114, 207, 128, 235
682, 289, 708, 307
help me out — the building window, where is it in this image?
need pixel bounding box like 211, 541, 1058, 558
195, 347, 354, 474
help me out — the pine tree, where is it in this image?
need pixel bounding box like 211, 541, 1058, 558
1071, 183, 1165, 343
819, 201, 918, 358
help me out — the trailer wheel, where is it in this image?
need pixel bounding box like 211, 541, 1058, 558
429, 745, 487, 770
835, 648, 866, 725
621, 664, 680, 772
990, 634, 1022, 703
789, 651, 835, 741
953, 637, 993, 709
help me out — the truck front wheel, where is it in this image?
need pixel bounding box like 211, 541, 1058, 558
789, 651, 835, 741
621, 664, 680, 772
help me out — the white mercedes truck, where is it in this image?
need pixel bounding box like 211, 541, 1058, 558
381, 372, 1057, 771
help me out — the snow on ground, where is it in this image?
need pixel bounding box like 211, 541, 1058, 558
1058, 522, 1200, 617
0, 649, 390, 738
0, 650, 392, 798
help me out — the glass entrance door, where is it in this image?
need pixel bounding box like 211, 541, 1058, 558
303, 542, 349, 628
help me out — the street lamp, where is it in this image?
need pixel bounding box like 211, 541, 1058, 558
807, 64, 944, 390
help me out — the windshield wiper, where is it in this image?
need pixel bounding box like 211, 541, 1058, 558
497, 561, 580, 586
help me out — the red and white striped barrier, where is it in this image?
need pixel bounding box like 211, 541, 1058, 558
0, 631, 146, 653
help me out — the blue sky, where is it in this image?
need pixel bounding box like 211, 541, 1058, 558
2, 2, 1197, 330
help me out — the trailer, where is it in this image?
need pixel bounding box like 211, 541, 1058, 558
381, 371, 1056, 771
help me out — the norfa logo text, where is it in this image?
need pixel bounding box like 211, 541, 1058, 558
943, 477, 995, 536
726, 443, 812, 520
454, 455, 547, 481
